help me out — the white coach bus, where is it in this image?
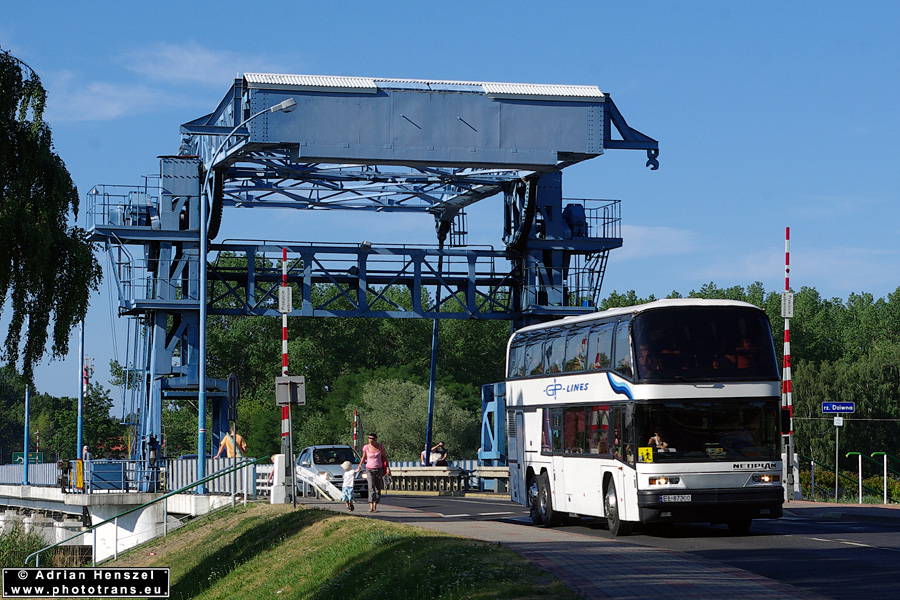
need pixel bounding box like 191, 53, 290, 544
505, 299, 785, 535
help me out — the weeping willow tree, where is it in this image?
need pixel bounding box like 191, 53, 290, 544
0, 47, 101, 384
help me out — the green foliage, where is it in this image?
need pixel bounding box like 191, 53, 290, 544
0, 47, 102, 385
0, 522, 55, 569
351, 379, 479, 461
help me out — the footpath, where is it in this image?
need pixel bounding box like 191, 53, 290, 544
300, 496, 900, 599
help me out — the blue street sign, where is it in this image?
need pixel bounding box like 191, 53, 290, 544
822, 402, 855, 414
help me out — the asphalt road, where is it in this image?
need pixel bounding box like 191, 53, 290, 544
378, 494, 900, 600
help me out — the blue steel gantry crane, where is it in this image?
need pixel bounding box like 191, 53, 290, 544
85, 74, 658, 487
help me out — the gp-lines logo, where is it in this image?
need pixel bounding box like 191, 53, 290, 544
543, 379, 589, 399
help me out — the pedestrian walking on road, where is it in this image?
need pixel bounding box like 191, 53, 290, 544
356, 433, 389, 512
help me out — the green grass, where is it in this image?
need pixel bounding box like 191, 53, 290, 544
111, 503, 577, 600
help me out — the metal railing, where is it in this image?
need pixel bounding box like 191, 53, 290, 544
802, 454, 889, 503
24, 457, 264, 567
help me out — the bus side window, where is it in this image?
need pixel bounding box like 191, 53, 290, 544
613, 319, 633, 378
547, 333, 566, 373
525, 339, 544, 376
564, 329, 589, 372
588, 405, 609, 454
564, 406, 587, 454
508, 342, 525, 378
550, 409, 564, 453
588, 322, 613, 370
541, 409, 552, 453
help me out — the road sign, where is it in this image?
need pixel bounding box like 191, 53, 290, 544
781, 291, 794, 318
275, 375, 306, 406
821, 402, 855, 414
12, 452, 43, 464
834, 416, 844, 427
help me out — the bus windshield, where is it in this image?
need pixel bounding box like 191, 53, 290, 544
636, 399, 781, 463
632, 306, 779, 381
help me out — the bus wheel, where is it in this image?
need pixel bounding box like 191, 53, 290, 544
528, 477, 542, 525
727, 519, 752, 535
604, 482, 630, 536
536, 472, 560, 527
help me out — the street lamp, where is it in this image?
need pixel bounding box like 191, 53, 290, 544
196, 97, 296, 493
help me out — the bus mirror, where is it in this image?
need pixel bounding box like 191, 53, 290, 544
780, 408, 792, 435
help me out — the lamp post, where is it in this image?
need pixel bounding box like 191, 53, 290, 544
196, 97, 296, 493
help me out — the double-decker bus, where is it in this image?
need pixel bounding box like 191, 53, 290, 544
505, 299, 785, 535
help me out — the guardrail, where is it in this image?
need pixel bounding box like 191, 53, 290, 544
24, 457, 264, 567
254, 460, 509, 497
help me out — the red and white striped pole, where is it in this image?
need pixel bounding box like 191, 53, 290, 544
782, 227, 796, 500
282, 248, 289, 377
352, 410, 359, 451
280, 248, 292, 502
783, 228, 793, 431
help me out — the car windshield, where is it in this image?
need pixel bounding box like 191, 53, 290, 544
306, 447, 361, 466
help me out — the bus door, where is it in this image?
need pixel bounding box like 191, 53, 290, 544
603, 406, 631, 519
548, 408, 568, 512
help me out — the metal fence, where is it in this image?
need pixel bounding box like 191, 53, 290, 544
0, 463, 58, 486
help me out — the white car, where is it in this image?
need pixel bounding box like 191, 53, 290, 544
295, 445, 368, 498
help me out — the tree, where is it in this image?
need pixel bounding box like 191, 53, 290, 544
0, 48, 102, 384
351, 379, 479, 460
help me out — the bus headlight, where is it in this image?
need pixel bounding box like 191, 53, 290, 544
751, 474, 780, 483
649, 476, 680, 485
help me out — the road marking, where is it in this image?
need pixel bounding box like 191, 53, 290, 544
441, 511, 515, 519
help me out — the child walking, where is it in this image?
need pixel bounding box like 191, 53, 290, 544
340, 461, 355, 511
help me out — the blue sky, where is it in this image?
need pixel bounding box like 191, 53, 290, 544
3, 1, 899, 400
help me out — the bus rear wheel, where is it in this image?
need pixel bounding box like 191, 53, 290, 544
528, 476, 542, 525
535, 472, 561, 527
604, 481, 631, 536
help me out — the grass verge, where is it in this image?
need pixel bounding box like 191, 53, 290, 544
110, 503, 577, 600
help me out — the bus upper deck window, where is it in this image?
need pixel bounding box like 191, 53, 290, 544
565, 329, 589, 371
525, 340, 544, 376
588, 322, 613, 370
614, 319, 633, 378
547, 334, 566, 373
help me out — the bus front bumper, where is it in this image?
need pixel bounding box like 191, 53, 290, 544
637, 487, 784, 524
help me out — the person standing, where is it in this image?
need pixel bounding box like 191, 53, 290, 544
356, 433, 389, 512
214, 422, 247, 458
82, 445, 93, 493
340, 461, 356, 512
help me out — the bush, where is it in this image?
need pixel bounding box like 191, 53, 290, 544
0, 522, 54, 569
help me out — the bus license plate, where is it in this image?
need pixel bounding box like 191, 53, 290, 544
660, 494, 692, 502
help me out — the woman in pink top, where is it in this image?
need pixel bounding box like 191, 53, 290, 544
356, 433, 390, 512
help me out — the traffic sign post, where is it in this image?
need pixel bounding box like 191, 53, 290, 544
821, 402, 854, 501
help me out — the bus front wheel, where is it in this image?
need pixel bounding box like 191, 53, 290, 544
604, 481, 631, 536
